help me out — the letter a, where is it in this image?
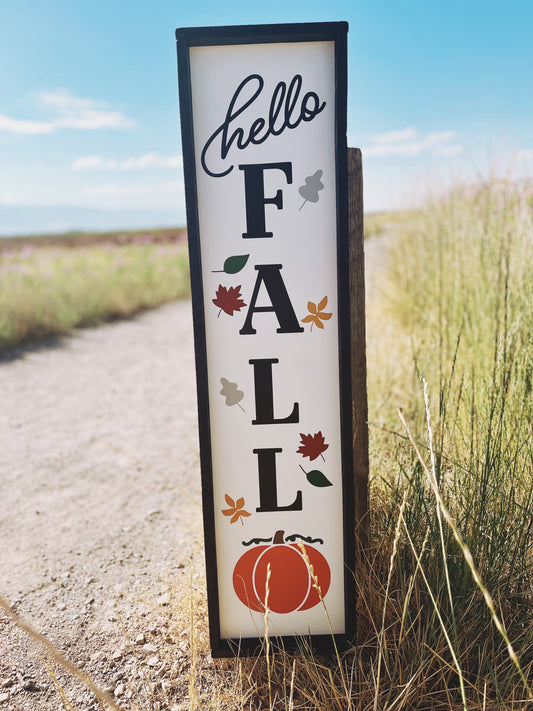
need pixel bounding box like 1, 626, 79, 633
239, 264, 304, 335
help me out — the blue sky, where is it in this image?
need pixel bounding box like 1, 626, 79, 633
1, 0, 532, 235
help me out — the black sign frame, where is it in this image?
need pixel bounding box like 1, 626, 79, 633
176, 21, 356, 658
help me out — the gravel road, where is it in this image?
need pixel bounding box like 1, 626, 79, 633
0, 300, 204, 710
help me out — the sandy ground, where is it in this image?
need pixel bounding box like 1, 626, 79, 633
0, 300, 204, 710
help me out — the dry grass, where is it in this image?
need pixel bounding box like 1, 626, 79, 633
0, 231, 190, 352
2, 182, 533, 709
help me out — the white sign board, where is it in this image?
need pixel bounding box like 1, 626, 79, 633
176, 21, 355, 657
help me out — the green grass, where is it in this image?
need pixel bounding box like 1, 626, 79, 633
0, 233, 190, 352
4, 182, 533, 708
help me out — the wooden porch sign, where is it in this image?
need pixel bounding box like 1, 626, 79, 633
176, 21, 358, 656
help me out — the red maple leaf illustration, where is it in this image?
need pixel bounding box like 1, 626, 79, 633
212, 284, 246, 316
297, 431, 329, 461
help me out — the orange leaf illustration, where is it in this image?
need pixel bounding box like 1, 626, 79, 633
221, 494, 251, 525
213, 285, 246, 316
297, 431, 329, 461
301, 296, 332, 331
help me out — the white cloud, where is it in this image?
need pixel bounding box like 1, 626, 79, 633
433, 144, 465, 157
83, 180, 182, 198
0, 177, 184, 211
71, 153, 182, 171
36, 89, 133, 130
0, 89, 134, 135
0, 115, 53, 135
0, 192, 20, 205
370, 127, 419, 144
517, 149, 533, 161
361, 127, 464, 158
424, 130, 456, 146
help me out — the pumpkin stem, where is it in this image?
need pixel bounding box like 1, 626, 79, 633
273, 530, 285, 545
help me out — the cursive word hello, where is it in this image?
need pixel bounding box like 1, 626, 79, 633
201, 73, 326, 178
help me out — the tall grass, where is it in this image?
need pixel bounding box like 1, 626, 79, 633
179, 178, 533, 709
366, 178, 533, 707
4, 181, 533, 709
0, 237, 190, 352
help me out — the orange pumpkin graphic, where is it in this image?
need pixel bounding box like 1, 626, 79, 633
233, 530, 331, 613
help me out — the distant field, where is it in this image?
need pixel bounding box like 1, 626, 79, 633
0, 215, 392, 249
0, 226, 187, 251
0, 227, 190, 353
0, 217, 394, 354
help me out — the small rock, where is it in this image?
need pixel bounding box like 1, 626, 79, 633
0, 692, 10, 703
22, 680, 39, 692
143, 643, 157, 653
112, 649, 123, 661
57, 602, 66, 611
0, 680, 13, 689
158, 593, 171, 606
91, 651, 105, 662
115, 682, 125, 697
135, 633, 146, 645
147, 656, 160, 667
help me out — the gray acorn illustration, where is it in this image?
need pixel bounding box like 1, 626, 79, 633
298, 170, 324, 210
220, 377, 245, 411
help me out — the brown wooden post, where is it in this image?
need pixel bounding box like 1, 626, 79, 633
348, 147, 369, 559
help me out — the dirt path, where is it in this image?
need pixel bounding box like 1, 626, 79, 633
0, 300, 204, 710
0, 231, 391, 710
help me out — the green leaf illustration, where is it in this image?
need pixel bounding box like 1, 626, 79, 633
212, 254, 249, 274
299, 464, 333, 488
224, 254, 249, 274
